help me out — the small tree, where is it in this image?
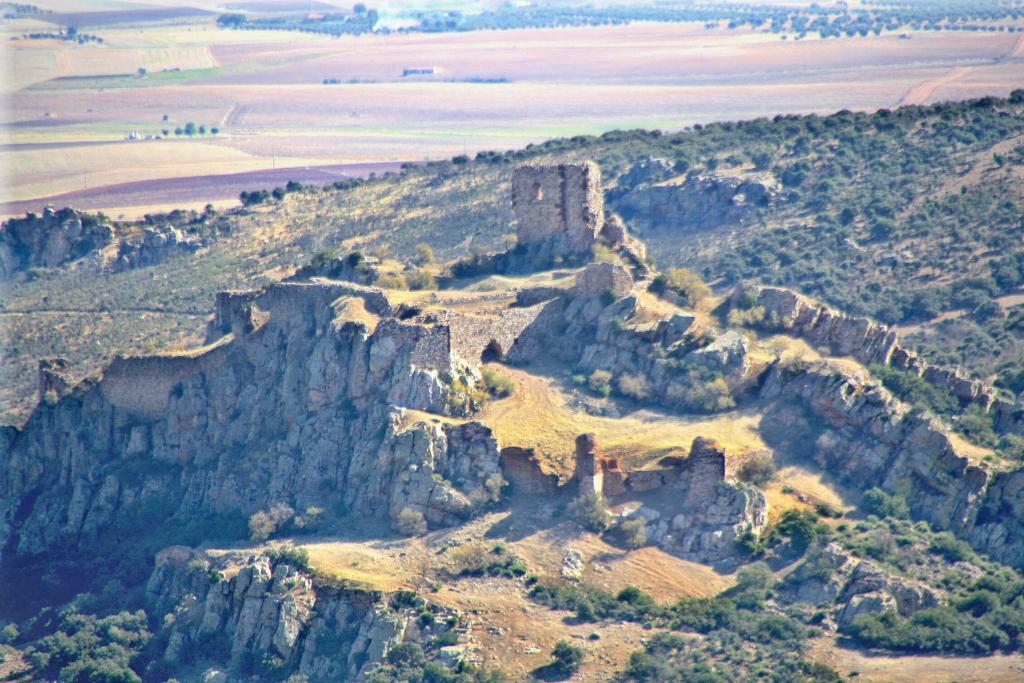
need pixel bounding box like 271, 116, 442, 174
569, 492, 609, 532
484, 472, 507, 502
587, 370, 612, 397
550, 640, 584, 675
0, 623, 18, 644
406, 269, 436, 291
199, 125, 206, 135
184, 121, 196, 136
395, 507, 427, 535
414, 242, 435, 265
174, 127, 183, 136
211, 127, 220, 135
376, 273, 408, 290
620, 517, 647, 549
738, 452, 776, 486
617, 372, 649, 401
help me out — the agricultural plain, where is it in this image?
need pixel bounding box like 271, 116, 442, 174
3, 4, 1024, 216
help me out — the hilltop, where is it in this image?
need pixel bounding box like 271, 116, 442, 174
4, 93, 1024, 428
3, 159, 1024, 681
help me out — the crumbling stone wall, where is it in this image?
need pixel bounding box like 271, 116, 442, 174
99, 349, 232, 419
208, 289, 261, 341
571, 262, 634, 299
440, 304, 546, 365
512, 162, 604, 256
499, 446, 559, 495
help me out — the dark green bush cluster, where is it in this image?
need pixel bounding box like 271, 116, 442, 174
263, 545, 313, 573
847, 602, 1024, 655
22, 609, 150, 683
624, 631, 841, 683
862, 487, 910, 519
458, 545, 527, 579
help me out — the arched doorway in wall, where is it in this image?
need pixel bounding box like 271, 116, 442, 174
481, 339, 503, 363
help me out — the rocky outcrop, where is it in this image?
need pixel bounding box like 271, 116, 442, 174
0, 280, 503, 556
612, 170, 775, 236
510, 275, 751, 412
634, 438, 766, 564
781, 543, 939, 628
0, 207, 114, 278
596, 437, 768, 565
760, 359, 1024, 567
743, 285, 999, 411
146, 548, 459, 682
112, 224, 205, 272
0, 207, 210, 279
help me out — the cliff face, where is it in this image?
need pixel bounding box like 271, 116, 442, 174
0, 281, 501, 555
761, 360, 1024, 566
145, 547, 452, 682
611, 168, 775, 236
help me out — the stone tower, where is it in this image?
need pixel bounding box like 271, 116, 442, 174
511, 162, 604, 257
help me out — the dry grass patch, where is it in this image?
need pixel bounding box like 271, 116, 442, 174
761, 464, 852, 523
808, 636, 1024, 683
476, 366, 768, 474
300, 540, 419, 591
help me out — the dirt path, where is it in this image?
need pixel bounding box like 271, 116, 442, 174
898, 65, 971, 106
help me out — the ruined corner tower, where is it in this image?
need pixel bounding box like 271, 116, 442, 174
511, 161, 604, 257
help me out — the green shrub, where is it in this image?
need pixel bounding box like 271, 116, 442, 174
406, 269, 437, 291
395, 507, 428, 536
617, 372, 650, 401
264, 545, 312, 572
569, 492, 609, 532
929, 532, 973, 562
481, 367, 514, 397
376, 273, 408, 290
587, 370, 613, 397
737, 452, 776, 486
619, 517, 648, 549
549, 640, 584, 675
862, 487, 909, 519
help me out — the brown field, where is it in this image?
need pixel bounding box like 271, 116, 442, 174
0, 159, 405, 218
4, 9, 1023, 216
810, 637, 1024, 682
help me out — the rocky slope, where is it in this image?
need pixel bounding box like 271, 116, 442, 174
0, 279, 505, 556
145, 547, 442, 682
0, 207, 212, 280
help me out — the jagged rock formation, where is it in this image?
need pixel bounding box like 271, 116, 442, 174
744, 285, 1000, 410
0, 207, 209, 279
0, 280, 507, 554
761, 359, 1024, 567
510, 263, 750, 412
146, 547, 460, 681
611, 165, 776, 236
781, 543, 939, 628
0, 207, 114, 278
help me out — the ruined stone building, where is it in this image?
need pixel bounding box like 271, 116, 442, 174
511, 161, 605, 256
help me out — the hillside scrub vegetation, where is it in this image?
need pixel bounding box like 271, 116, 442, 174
8, 93, 1024, 425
